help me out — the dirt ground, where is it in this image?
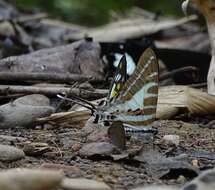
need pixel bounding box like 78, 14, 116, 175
0, 117, 214, 190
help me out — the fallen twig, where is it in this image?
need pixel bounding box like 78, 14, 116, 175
189, 82, 207, 88
0, 72, 103, 84
16, 13, 48, 23
0, 85, 108, 99
159, 66, 198, 81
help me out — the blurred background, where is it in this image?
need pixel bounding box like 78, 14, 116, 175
12, 0, 184, 26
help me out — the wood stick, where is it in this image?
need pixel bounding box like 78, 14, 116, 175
0, 72, 103, 84
0, 85, 108, 99
159, 66, 198, 81
16, 13, 48, 23
189, 82, 207, 88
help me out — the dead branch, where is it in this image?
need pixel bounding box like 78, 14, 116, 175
188, 82, 207, 88
159, 66, 198, 81
0, 72, 103, 84
0, 85, 108, 99
16, 13, 48, 23
65, 15, 197, 42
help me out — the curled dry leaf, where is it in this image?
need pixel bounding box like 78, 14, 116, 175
37, 109, 91, 126
156, 104, 179, 120
158, 85, 215, 117
186, 87, 215, 115
157, 85, 187, 119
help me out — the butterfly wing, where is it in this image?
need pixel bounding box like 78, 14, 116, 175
107, 55, 127, 103
106, 48, 158, 128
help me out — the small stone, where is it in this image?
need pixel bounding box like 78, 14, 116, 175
0, 168, 63, 190
43, 151, 62, 158
40, 163, 81, 176
61, 178, 111, 190
182, 168, 215, 190
0, 100, 54, 128
58, 132, 78, 149
43, 124, 54, 129
79, 142, 115, 157
131, 185, 179, 190
177, 175, 186, 184
162, 135, 180, 146
0, 144, 25, 162
71, 143, 81, 152
191, 159, 199, 168
0, 135, 26, 144
14, 94, 50, 106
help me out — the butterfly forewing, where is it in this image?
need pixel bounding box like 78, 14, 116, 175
106, 48, 158, 128
107, 55, 127, 103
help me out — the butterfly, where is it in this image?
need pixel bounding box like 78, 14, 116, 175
58, 48, 158, 134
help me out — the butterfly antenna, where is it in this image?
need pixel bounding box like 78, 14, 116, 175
68, 94, 97, 110
57, 94, 95, 113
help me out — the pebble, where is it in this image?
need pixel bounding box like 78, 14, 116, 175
0, 168, 63, 190
61, 178, 111, 190
162, 135, 180, 146
191, 159, 199, 168
177, 175, 186, 184
0, 94, 54, 128
0, 135, 26, 144
39, 163, 81, 176
79, 142, 115, 157
131, 186, 179, 190
14, 94, 50, 106
0, 144, 25, 162
182, 168, 215, 190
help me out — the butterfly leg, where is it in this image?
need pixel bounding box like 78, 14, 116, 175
123, 124, 158, 135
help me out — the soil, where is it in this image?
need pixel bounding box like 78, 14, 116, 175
0, 118, 214, 189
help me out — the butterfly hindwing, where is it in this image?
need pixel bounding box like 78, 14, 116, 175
108, 121, 126, 150
107, 55, 127, 103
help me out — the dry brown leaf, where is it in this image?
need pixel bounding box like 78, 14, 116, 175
156, 104, 179, 120
186, 87, 215, 115
158, 86, 188, 108
37, 110, 90, 126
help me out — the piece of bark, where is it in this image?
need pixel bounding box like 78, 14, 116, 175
0, 40, 105, 79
